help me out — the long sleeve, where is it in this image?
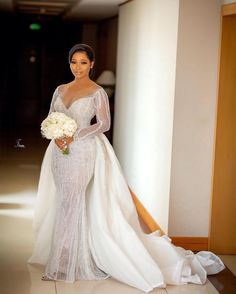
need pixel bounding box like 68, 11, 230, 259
73, 88, 111, 141
48, 86, 59, 116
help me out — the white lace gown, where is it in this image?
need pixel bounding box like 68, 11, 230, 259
28, 86, 225, 292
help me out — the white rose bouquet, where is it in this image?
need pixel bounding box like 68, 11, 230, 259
41, 112, 77, 155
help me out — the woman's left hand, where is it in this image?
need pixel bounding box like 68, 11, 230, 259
55, 136, 73, 150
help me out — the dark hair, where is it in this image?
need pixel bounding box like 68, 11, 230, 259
68, 43, 95, 77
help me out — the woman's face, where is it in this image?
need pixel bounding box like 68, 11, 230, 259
70, 51, 94, 80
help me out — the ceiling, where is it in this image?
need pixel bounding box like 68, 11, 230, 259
0, 0, 127, 20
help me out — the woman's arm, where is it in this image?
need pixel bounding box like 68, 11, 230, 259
73, 88, 111, 141
47, 86, 67, 150
48, 86, 59, 115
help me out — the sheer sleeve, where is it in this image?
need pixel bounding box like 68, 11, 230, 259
73, 88, 111, 141
48, 86, 59, 115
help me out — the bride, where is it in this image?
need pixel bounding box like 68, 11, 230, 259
28, 43, 225, 292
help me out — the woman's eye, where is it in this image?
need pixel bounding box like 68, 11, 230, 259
70, 61, 87, 65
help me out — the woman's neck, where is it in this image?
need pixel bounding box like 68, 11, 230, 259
73, 76, 91, 86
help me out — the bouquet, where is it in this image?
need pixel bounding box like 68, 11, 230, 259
41, 112, 77, 155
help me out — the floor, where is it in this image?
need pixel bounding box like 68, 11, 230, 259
0, 134, 235, 294
218, 255, 236, 277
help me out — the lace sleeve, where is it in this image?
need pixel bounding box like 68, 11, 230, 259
73, 88, 111, 141
48, 86, 59, 115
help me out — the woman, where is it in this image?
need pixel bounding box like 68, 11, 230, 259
28, 44, 225, 292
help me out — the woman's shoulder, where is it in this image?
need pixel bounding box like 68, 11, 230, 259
85, 81, 105, 97
56, 82, 72, 92
92, 81, 108, 91
89, 81, 103, 91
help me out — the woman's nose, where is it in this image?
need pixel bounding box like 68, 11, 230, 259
74, 63, 81, 70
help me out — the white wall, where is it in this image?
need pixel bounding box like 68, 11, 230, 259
168, 0, 221, 236
113, 0, 179, 232
114, 0, 223, 236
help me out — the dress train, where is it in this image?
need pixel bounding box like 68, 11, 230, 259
28, 134, 225, 292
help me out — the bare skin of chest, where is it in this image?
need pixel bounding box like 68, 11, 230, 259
60, 81, 99, 108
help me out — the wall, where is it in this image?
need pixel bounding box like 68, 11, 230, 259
82, 18, 118, 78
96, 17, 118, 75
114, 0, 222, 236
113, 0, 179, 233
167, 0, 222, 237
222, 0, 236, 4
81, 23, 98, 77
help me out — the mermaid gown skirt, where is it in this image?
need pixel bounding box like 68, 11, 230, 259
45, 137, 108, 281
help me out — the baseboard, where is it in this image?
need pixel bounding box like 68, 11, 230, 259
129, 187, 166, 235
129, 187, 209, 251
169, 237, 208, 251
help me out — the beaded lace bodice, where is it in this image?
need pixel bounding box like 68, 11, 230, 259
48, 85, 111, 140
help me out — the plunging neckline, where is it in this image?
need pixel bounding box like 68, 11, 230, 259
58, 87, 102, 110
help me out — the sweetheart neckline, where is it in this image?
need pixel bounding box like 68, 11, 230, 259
57, 87, 102, 110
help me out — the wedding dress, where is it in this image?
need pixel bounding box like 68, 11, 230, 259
28, 85, 225, 292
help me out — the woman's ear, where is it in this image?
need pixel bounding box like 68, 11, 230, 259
91, 61, 94, 69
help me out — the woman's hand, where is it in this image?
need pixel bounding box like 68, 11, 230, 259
55, 136, 73, 150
